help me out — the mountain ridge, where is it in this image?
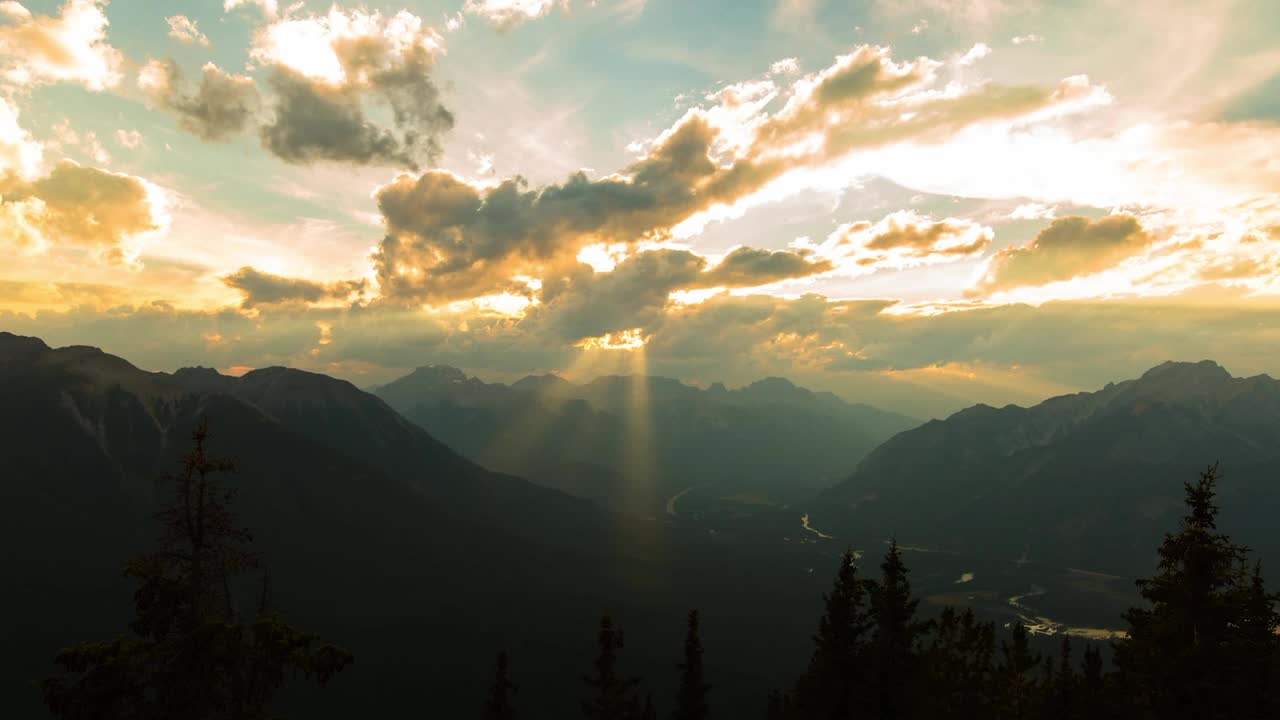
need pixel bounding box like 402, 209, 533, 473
815, 359, 1280, 575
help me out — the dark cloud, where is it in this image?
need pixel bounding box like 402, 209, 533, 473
140, 59, 259, 142
7, 293, 1280, 418
532, 249, 707, 341
221, 266, 367, 308
974, 214, 1152, 293
863, 220, 991, 255
372, 116, 749, 303
369, 44, 1095, 304
697, 247, 833, 286
257, 25, 453, 168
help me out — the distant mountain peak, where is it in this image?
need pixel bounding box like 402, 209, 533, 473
512, 373, 573, 393
407, 365, 468, 382
0, 332, 49, 359
1139, 359, 1232, 383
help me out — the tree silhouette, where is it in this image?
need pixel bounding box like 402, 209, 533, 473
794, 548, 870, 720
922, 606, 995, 719
672, 610, 710, 720
485, 651, 517, 720
642, 692, 657, 720
867, 540, 930, 720
991, 623, 1039, 720
583, 615, 642, 720
40, 420, 352, 719
1114, 463, 1264, 720
1045, 637, 1075, 720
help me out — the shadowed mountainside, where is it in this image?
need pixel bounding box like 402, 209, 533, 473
0, 332, 825, 720
374, 365, 918, 510
814, 360, 1280, 576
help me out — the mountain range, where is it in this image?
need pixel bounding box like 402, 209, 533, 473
6, 330, 1280, 718
814, 359, 1280, 576
0, 332, 825, 719
374, 365, 917, 511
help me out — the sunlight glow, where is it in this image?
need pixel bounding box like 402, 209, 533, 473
574, 328, 647, 351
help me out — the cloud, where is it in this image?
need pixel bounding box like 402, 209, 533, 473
138, 59, 260, 142
0, 160, 166, 262
770, 57, 801, 75
224, 0, 278, 19
221, 266, 367, 308
371, 117, 736, 304
115, 128, 142, 149
533, 249, 705, 340
1011, 33, 1042, 45
166, 15, 209, 46
0, 98, 42, 178
47, 118, 111, 163
973, 214, 1152, 293
373, 44, 1094, 305
464, 0, 560, 30
697, 246, 833, 287
957, 43, 992, 66
251, 6, 454, 168
0, 0, 123, 90
799, 211, 992, 275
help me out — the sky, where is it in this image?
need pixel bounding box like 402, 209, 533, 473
1, 0, 1279, 417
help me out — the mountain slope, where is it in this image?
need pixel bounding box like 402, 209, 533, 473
374, 365, 918, 510
0, 333, 825, 720
814, 360, 1280, 575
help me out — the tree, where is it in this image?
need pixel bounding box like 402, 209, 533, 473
1237, 562, 1280, 717
922, 606, 995, 720
40, 420, 352, 720
992, 622, 1040, 720
484, 651, 517, 720
867, 541, 931, 720
673, 610, 710, 720
1078, 643, 1107, 720
794, 548, 870, 720
583, 615, 642, 720
1043, 637, 1075, 720
642, 693, 658, 720
1113, 463, 1258, 720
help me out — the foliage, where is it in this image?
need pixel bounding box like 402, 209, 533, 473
40, 421, 352, 720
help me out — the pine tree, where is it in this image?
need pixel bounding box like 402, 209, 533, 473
642, 693, 658, 720
1079, 644, 1106, 720
867, 541, 931, 720
673, 610, 710, 720
1046, 637, 1075, 720
992, 622, 1040, 720
1114, 464, 1254, 720
794, 548, 870, 720
484, 651, 517, 720
1237, 562, 1280, 717
922, 606, 995, 720
40, 420, 352, 719
583, 615, 642, 720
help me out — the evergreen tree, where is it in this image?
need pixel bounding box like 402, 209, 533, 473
1078, 644, 1107, 720
794, 548, 870, 720
1113, 464, 1257, 720
40, 420, 352, 720
484, 651, 517, 720
992, 622, 1040, 720
867, 541, 931, 720
1237, 562, 1280, 717
583, 615, 642, 720
643, 693, 658, 720
1048, 637, 1075, 720
673, 610, 710, 720
922, 606, 995, 720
